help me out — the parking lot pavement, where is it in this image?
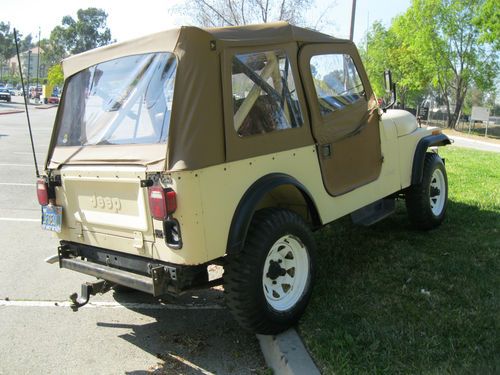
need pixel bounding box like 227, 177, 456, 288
0, 107, 266, 374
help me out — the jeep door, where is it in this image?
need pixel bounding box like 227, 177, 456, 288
299, 43, 382, 196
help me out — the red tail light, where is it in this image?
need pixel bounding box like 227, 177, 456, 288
37, 178, 49, 206
148, 186, 176, 220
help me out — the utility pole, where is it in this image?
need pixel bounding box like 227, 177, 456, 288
36, 28, 41, 93
349, 0, 357, 41
27, 50, 32, 101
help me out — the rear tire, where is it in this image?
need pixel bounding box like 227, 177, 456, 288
406, 152, 448, 230
224, 208, 316, 334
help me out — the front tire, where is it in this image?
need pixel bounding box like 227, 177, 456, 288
406, 152, 448, 230
224, 208, 316, 334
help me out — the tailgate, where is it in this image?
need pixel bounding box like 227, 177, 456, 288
59, 165, 154, 256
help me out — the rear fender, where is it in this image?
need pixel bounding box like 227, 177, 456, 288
226, 173, 321, 255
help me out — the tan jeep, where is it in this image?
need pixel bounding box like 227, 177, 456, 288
40, 22, 450, 334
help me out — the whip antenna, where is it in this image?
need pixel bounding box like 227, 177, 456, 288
14, 28, 40, 178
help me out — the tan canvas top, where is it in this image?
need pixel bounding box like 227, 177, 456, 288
61, 23, 336, 78
48, 22, 345, 172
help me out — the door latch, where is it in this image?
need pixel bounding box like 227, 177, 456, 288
321, 144, 332, 158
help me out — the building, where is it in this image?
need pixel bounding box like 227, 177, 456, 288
7, 46, 45, 83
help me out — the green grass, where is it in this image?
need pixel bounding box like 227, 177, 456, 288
300, 147, 500, 374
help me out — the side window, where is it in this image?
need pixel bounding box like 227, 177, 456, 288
310, 54, 365, 116
232, 50, 303, 137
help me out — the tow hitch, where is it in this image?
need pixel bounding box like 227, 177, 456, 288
69, 279, 112, 311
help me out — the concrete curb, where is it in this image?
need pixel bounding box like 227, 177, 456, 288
34, 104, 58, 109
257, 328, 320, 375
0, 109, 25, 115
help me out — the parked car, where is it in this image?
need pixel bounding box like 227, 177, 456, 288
39, 22, 450, 334
0, 88, 12, 102
47, 96, 60, 104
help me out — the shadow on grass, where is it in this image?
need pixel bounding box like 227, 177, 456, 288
96, 288, 265, 375
301, 199, 499, 374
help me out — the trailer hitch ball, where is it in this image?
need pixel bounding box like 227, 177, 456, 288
69, 279, 110, 311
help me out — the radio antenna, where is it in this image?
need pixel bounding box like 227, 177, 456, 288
14, 28, 40, 178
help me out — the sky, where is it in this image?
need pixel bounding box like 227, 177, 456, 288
1, 0, 412, 46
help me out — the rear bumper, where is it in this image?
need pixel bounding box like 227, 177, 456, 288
58, 241, 208, 296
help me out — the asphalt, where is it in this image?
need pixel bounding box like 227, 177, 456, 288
0, 101, 269, 374
449, 135, 500, 153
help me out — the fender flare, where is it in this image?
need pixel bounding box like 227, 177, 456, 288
411, 133, 451, 185
226, 173, 321, 255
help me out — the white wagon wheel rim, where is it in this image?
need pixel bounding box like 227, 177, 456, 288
430, 168, 446, 216
262, 234, 310, 311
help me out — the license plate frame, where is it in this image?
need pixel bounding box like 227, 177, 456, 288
41, 205, 63, 233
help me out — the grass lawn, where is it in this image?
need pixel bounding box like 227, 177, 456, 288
300, 147, 499, 374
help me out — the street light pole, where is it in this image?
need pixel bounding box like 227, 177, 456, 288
36, 28, 41, 94
349, 0, 357, 41
27, 50, 32, 101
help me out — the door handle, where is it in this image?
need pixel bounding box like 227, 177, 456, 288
320, 144, 332, 158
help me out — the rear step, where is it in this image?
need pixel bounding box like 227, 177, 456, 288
351, 198, 396, 226
61, 257, 161, 295
56, 242, 223, 310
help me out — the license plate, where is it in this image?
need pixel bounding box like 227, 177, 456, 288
42, 205, 62, 233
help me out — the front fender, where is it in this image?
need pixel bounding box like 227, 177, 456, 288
411, 133, 451, 185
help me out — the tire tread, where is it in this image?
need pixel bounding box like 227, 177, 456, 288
224, 208, 316, 334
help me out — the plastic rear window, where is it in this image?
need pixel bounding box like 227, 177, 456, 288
56, 52, 177, 146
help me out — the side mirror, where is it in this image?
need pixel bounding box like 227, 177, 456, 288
384, 70, 393, 93
382, 69, 396, 112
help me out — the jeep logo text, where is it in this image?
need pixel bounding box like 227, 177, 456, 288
90, 194, 122, 212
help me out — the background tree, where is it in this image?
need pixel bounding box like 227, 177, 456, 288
178, 0, 313, 27
0, 22, 34, 82
473, 0, 499, 50
39, 21, 67, 69
0, 22, 16, 81
19, 33, 34, 52
47, 64, 64, 87
361, 0, 498, 128
49, 8, 113, 56
361, 21, 431, 108
396, 0, 497, 128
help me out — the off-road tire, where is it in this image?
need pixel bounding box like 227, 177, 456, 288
406, 152, 448, 230
224, 208, 316, 334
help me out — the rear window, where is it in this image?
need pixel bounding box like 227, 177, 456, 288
56, 52, 177, 146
